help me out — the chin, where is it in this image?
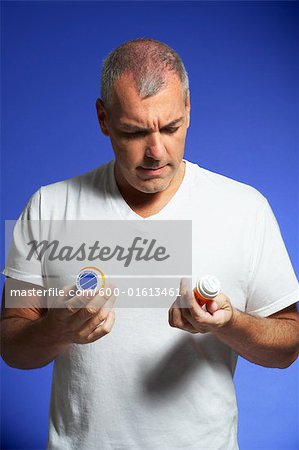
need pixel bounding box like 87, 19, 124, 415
134, 179, 170, 194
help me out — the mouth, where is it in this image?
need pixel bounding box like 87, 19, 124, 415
138, 165, 168, 176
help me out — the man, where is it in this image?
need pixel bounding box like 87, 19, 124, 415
1, 38, 298, 450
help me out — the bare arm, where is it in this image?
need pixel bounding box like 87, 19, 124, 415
213, 304, 299, 368
169, 279, 299, 369
0, 279, 116, 370
0, 281, 69, 369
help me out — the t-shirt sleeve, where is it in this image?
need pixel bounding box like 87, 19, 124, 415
2, 189, 45, 287
246, 198, 299, 317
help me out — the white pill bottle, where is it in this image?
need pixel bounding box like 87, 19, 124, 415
193, 275, 221, 306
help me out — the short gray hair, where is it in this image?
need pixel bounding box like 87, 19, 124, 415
101, 38, 189, 106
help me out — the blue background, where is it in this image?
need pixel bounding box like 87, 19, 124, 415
1, 1, 298, 449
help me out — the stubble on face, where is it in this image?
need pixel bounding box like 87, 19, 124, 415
104, 73, 190, 200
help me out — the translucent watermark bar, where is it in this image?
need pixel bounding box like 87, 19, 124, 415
3, 220, 192, 308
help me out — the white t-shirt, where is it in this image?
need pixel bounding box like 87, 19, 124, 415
3, 159, 299, 450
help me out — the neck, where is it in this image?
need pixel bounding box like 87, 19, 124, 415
115, 161, 186, 217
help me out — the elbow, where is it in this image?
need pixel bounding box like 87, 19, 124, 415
1, 355, 47, 370
1, 352, 22, 369
1, 352, 25, 370
0, 349, 47, 370
0, 340, 22, 369
277, 351, 298, 369
257, 348, 298, 369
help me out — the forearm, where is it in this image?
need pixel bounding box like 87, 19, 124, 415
0, 317, 70, 370
214, 309, 299, 368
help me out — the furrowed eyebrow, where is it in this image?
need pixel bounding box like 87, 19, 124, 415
162, 117, 184, 128
119, 117, 184, 132
120, 124, 151, 132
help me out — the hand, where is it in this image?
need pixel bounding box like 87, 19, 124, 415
43, 285, 117, 345
168, 278, 234, 334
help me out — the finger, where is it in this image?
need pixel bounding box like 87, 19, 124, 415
65, 293, 91, 312
48, 284, 78, 309
178, 278, 198, 318
169, 278, 189, 309
171, 307, 210, 334
206, 300, 219, 314
49, 286, 88, 316
169, 280, 193, 325
77, 306, 113, 336
191, 293, 229, 320
169, 279, 197, 330
168, 305, 197, 334
85, 284, 118, 311
179, 287, 215, 328
179, 278, 193, 309
65, 283, 110, 312
182, 308, 206, 330
179, 278, 187, 307
81, 294, 117, 320
213, 293, 228, 309
72, 286, 117, 326
85, 310, 116, 343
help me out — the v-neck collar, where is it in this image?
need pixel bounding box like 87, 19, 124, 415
107, 159, 190, 220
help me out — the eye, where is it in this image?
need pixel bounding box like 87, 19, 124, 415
162, 127, 179, 134
122, 131, 147, 139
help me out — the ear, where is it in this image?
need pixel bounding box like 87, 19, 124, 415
95, 99, 110, 136
185, 90, 191, 128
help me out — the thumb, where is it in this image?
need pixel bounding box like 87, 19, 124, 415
205, 300, 219, 314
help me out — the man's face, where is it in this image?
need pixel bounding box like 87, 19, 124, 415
97, 73, 190, 195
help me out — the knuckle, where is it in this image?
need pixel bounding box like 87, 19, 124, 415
90, 296, 105, 307
100, 325, 110, 335
76, 330, 85, 340
168, 315, 175, 327
193, 313, 202, 322
97, 313, 106, 323
101, 316, 115, 334
96, 315, 106, 325
172, 319, 182, 328
86, 307, 98, 315
85, 335, 95, 343
107, 309, 115, 319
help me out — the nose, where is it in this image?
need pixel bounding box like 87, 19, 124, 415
144, 131, 166, 160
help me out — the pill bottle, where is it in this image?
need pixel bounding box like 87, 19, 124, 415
76, 266, 106, 292
193, 275, 221, 306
